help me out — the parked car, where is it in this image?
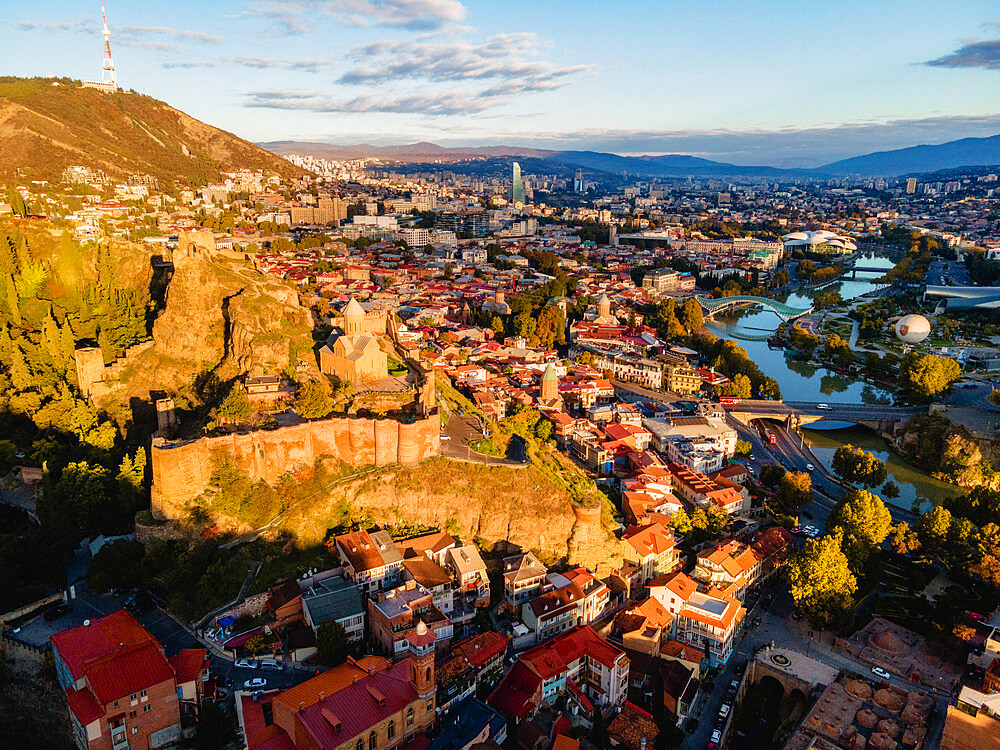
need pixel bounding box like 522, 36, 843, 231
235, 659, 258, 669
872, 666, 892, 680
711, 730, 722, 743
260, 658, 282, 671
243, 678, 267, 690
43, 603, 71, 621
806, 463, 815, 471
719, 704, 731, 718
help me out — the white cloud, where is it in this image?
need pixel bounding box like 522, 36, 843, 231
246, 0, 466, 34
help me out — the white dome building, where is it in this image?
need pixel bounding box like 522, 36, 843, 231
782, 229, 858, 255
895, 314, 931, 344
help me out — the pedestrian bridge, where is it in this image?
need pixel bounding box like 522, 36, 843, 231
698, 295, 813, 321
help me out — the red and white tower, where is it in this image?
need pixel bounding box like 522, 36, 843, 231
101, 0, 117, 89
83, 1, 118, 92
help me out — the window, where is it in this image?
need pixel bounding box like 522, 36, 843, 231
406, 707, 414, 727
113, 700, 119, 708
130, 693, 137, 702
369, 731, 377, 750
140, 689, 147, 697
129, 710, 137, 719
143, 705, 151, 713
356, 740, 364, 750
387, 720, 395, 740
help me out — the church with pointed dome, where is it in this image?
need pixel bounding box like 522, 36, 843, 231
319, 297, 388, 384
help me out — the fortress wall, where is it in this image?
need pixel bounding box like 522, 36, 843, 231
374, 419, 399, 467
150, 414, 439, 520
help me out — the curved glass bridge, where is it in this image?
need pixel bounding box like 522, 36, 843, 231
698, 295, 813, 321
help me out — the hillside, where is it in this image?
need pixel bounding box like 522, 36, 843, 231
0, 77, 305, 185
822, 133, 1000, 176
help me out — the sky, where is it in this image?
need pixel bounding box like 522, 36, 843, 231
4, 0, 1000, 166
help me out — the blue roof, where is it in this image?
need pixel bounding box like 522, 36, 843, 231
429, 698, 506, 750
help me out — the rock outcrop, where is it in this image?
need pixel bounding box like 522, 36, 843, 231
151, 232, 313, 378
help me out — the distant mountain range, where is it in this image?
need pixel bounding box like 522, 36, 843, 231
264, 134, 1000, 179
0, 76, 304, 185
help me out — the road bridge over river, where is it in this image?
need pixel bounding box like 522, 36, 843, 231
726, 399, 928, 432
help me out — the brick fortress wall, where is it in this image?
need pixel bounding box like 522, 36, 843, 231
150, 414, 440, 520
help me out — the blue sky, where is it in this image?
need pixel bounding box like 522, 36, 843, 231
4, 0, 1000, 165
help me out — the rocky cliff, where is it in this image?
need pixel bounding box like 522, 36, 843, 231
105, 232, 316, 401
275, 458, 622, 570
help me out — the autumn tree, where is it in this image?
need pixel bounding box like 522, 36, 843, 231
294, 380, 333, 419
787, 531, 858, 629
679, 298, 704, 333
889, 522, 921, 556
217, 383, 252, 422
971, 523, 1000, 587
777, 470, 812, 513
787, 324, 820, 355
725, 373, 752, 399
828, 488, 893, 572
832, 444, 888, 488
899, 352, 960, 401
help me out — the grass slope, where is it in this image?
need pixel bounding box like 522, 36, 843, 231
0, 77, 305, 185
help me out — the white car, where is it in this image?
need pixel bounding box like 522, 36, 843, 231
244, 678, 267, 690
872, 666, 891, 680
234, 659, 258, 669
719, 704, 730, 718
806, 463, 815, 471
439, 434, 451, 440
711, 730, 722, 743
817, 403, 831, 410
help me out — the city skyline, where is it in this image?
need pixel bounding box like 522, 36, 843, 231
3, 0, 1000, 166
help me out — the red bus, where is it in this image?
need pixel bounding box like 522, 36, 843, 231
719, 396, 741, 405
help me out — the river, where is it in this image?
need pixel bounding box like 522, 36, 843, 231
707, 250, 953, 511
706, 251, 897, 403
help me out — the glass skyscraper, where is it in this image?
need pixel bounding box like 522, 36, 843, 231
511, 161, 526, 204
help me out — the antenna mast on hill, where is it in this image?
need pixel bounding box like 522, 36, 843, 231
101, 0, 117, 88
84, 1, 118, 92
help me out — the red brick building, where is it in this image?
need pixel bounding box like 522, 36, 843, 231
50, 609, 207, 750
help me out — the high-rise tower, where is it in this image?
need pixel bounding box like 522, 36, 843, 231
511, 162, 526, 204
83, 1, 119, 92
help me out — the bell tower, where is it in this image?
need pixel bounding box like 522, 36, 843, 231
408, 620, 436, 699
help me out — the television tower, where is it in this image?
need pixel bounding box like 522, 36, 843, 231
101, 1, 117, 89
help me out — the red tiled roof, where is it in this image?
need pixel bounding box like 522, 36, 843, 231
488, 660, 542, 718
294, 660, 418, 748
85, 642, 177, 704
168, 648, 208, 684
453, 631, 508, 669
50, 609, 176, 704
242, 693, 297, 750
66, 686, 104, 725
50, 609, 159, 682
